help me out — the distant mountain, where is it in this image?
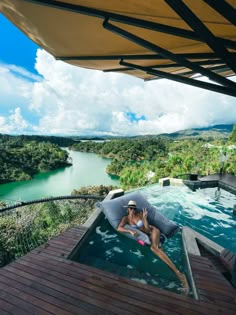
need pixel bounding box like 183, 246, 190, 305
160, 124, 234, 139
112, 124, 235, 141
68, 124, 234, 140
1, 124, 234, 142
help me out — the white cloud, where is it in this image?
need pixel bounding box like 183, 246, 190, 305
9, 107, 28, 130
0, 49, 236, 136
0, 64, 33, 108
0, 108, 29, 134
4, 63, 42, 82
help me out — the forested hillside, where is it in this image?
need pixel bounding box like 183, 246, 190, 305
70, 124, 236, 190
0, 134, 76, 147
0, 138, 71, 183
1, 124, 235, 188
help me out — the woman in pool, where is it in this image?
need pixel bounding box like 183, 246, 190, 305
117, 200, 189, 294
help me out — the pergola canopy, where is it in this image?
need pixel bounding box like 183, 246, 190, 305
1, 0, 236, 96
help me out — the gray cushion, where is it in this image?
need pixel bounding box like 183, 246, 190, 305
123, 224, 151, 245
97, 191, 179, 244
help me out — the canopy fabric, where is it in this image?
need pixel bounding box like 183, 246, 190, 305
1, 0, 236, 96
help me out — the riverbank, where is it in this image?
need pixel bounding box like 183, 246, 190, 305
0, 139, 71, 184
0, 151, 120, 203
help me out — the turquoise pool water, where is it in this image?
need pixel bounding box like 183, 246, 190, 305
75, 213, 185, 294
73, 184, 236, 294
140, 185, 236, 253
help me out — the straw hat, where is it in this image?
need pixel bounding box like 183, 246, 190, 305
126, 200, 137, 208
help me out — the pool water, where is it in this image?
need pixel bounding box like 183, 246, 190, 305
72, 184, 236, 294
141, 185, 236, 252
74, 213, 186, 294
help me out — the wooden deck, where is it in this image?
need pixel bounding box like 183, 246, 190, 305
184, 173, 236, 195
0, 226, 235, 315
200, 173, 236, 188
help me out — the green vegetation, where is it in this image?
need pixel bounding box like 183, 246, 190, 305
0, 136, 72, 183
0, 124, 235, 267
229, 124, 236, 143
0, 134, 76, 147
70, 124, 236, 190
71, 184, 118, 196
0, 185, 118, 266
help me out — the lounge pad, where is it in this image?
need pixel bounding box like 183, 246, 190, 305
97, 191, 179, 245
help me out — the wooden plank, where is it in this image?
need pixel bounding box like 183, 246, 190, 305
27, 248, 225, 313
197, 290, 236, 312
63, 226, 88, 234
28, 249, 185, 299
192, 269, 228, 283
0, 294, 27, 315
193, 275, 233, 289
0, 268, 109, 315
5, 260, 178, 315
196, 284, 235, 301
61, 231, 86, 239
53, 233, 82, 242
32, 232, 235, 315
40, 243, 73, 253
49, 237, 79, 245
13, 256, 234, 315
29, 226, 87, 259
1, 263, 146, 315
47, 227, 87, 245
26, 251, 186, 297
190, 261, 222, 275
1, 223, 235, 315
220, 249, 236, 272
32, 246, 71, 258
194, 276, 234, 292
190, 257, 235, 290
189, 256, 236, 313
191, 267, 230, 282
0, 281, 53, 315
37, 243, 72, 254
0, 308, 11, 315
18, 252, 226, 315
0, 273, 84, 315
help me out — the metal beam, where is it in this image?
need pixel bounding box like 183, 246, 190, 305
103, 19, 236, 90
155, 60, 224, 68
146, 60, 224, 69
56, 53, 235, 61
21, 0, 236, 49
104, 64, 229, 78
103, 60, 225, 73
165, 0, 236, 74
203, 0, 236, 26
103, 67, 134, 73
120, 60, 236, 97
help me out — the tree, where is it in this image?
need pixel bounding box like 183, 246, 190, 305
229, 124, 236, 143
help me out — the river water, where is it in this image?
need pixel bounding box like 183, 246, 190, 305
0, 150, 120, 203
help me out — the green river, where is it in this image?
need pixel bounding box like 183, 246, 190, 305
0, 150, 120, 203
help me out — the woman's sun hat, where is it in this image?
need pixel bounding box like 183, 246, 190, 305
125, 200, 137, 208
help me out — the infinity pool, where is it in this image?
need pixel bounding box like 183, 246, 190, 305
142, 185, 236, 252
72, 184, 236, 294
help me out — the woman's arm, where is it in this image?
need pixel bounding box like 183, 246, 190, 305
117, 216, 137, 236
141, 208, 151, 234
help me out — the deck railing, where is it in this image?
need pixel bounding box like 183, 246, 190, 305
0, 195, 103, 267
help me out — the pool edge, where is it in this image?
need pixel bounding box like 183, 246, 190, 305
68, 189, 124, 261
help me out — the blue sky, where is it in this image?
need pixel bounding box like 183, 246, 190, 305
0, 13, 235, 136
0, 14, 39, 75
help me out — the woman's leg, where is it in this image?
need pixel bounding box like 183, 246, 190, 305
150, 227, 189, 293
